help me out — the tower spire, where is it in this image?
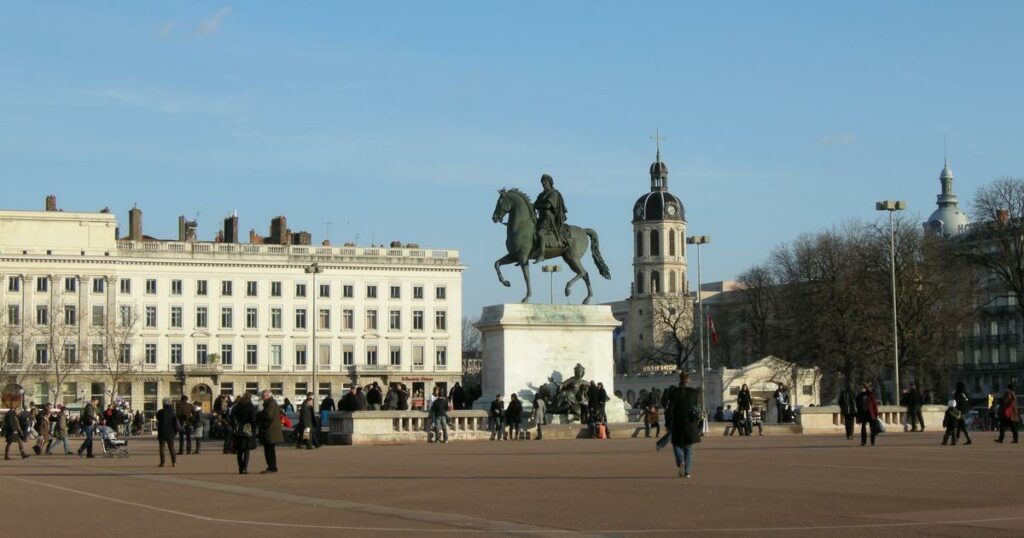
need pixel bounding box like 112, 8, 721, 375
651, 128, 665, 163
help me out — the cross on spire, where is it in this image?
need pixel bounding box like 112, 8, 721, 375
650, 129, 665, 162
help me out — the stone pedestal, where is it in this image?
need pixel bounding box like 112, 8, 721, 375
474, 303, 627, 422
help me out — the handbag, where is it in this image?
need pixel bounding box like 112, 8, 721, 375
234, 422, 253, 437
875, 418, 887, 433
302, 427, 311, 440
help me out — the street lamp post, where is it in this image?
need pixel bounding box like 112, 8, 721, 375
541, 265, 561, 304
305, 262, 324, 402
686, 235, 711, 426
875, 200, 906, 405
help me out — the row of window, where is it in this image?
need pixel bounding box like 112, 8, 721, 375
635, 269, 684, 295
635, 229, 683, 258
6, 303, 448, 332
958, 348, 1020, 365
6, 276, 447, 301
8, 341, 449, 369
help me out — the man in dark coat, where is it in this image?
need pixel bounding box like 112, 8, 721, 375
669, 373, 701, 478
319, 394, 336, 414
77, 399, 98, 458
856, 382, 880, 446
397, 384, 410, 410
953, 381, 972, 444
4, 407, 29, 460
449, 382, 466, 410
339, 388, 358, 412
175, 395, 193, 455
297, 397, 316, 449
230, 394, 258, 474
383, 384, 399, 410
155, 398, 179, 467
258, 391, 283, 473
906, 383, 924, 432
837, 383, 858, 440
367, 382, 383, 410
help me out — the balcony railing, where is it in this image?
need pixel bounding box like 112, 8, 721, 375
183, 364, 223, 375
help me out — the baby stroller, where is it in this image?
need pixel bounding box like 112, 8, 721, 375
98, 425, 129, 458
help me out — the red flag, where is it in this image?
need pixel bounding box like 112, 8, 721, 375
708, 312, 719, 344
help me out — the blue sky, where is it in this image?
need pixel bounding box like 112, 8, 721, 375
2, 2, 1022, 317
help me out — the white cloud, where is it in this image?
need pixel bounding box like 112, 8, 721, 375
819, 133, 857, 145
191, 6, 231, 37
159, 21, 175, 38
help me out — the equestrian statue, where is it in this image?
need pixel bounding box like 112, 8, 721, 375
491, 174, 611, 304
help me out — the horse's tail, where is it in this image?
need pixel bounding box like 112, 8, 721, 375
585, 228, 612, 279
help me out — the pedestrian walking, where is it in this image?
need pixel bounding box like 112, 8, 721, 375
655, 385, 677, 450
532, 394, 546, 440
76, 398, 98, 458
941, 400, 961, 446
47, 405, 71, 455
856, 382, 880, 446
906, 383, 925, 432
506, 393, 523, 440
837, 383, 858, 440
258, 390, 282, 473
449, 382, 466, 410
644, 405, 660, 438
155, 398, 179, 467
668, 372, 700, 478
736, 384, 752, 436
190, 402, 204, 454
230, 393, 258, 474
994, 383, 1019, 444
4, 407, 29, 460
954, 381, 972, 445
33, 403, 52, 455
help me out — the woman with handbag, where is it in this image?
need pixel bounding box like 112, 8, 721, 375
855, 382, 880, 446
995, 384, 1019, 444
230, 393, 258, 474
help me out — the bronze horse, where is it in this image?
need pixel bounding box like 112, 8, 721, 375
492, 188, 610, 304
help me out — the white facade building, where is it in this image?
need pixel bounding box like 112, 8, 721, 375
0, 201, 463, 414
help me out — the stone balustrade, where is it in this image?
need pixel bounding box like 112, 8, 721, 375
328, 410, 491, 445
798, 405, 947, 434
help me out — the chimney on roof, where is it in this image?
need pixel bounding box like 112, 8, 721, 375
45, 195, 57, 212
270, 216, 290, 245
128, 205, 143, 241
224, 212, 239, 243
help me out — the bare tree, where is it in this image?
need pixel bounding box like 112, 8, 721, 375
634, 295, 699, 373
965, 177, 1024, 318
91, 304, 144, 403
462, 316, 481, 354
27, 289, 82, 405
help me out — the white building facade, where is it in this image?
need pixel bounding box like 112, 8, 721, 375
0, 204, 463, 414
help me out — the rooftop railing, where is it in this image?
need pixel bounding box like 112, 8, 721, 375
116, 240, 459, 265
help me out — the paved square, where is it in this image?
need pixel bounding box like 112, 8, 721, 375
3, 432, 1021, 536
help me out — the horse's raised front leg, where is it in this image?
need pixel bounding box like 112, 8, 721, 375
494, 253, 516, 288
520, 262, 532, 303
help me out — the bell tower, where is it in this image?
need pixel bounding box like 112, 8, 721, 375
625, 135, 690, 372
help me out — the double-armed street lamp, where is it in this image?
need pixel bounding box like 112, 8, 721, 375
875, 200, 906, 405
305, 262, 324, 401
541, 265, 561, 304
686, 234, 711, 424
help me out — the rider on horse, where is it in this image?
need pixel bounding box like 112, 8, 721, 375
532, 174, 569, 263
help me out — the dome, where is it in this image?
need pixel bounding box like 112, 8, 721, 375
926, 206, 969, 237
633, 191, 685, 222
649, 160, 668, 177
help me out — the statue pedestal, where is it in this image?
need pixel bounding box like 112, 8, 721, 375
473, 303, 627, 423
